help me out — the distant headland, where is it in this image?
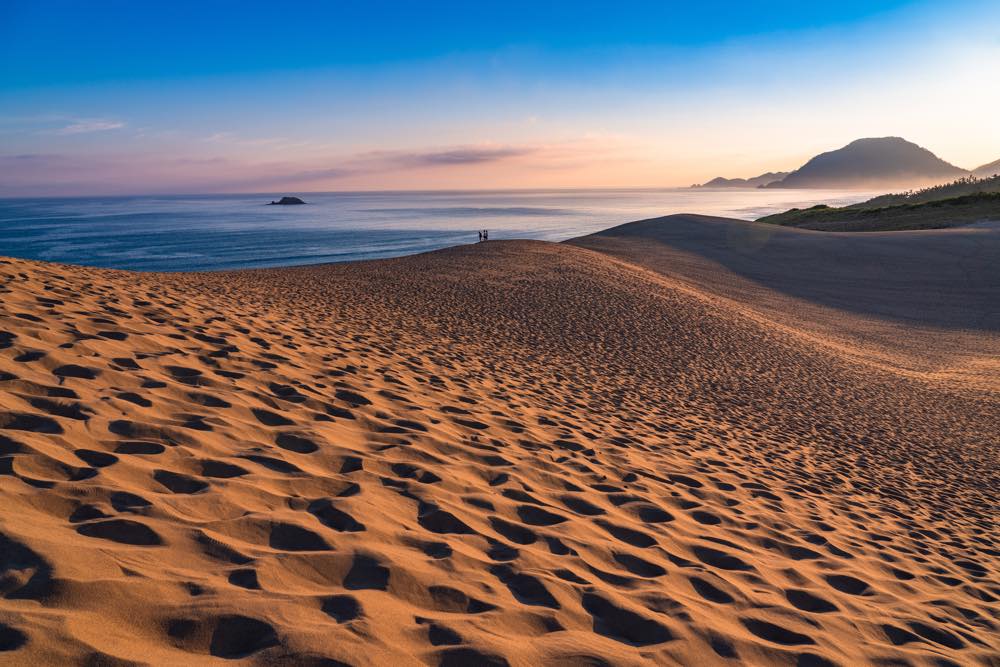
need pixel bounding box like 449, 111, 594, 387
693, 137, 986, 190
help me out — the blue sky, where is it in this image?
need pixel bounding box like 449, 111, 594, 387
1, 1, 924, 84
2, 0, 999, 195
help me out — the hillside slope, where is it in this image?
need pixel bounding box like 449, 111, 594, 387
757, 196, 1000, 232
757, 175, 1000, 231
973, 158, 1000, 178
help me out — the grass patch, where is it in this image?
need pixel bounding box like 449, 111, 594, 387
758, 176, 1000, 231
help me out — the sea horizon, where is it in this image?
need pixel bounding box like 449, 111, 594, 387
0, 183, 889, 200
1, 187, 874, 272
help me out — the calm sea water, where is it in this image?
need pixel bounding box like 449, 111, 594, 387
0, 189, 872, 272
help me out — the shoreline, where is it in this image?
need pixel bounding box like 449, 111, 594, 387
5, 210, 996, 277
0, 189, 879, 273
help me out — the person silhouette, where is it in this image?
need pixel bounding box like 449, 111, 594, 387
484, 229, 489, 241
478, 230, 483, 242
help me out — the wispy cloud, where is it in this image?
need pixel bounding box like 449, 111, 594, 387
203, 131, 235, 143
203, 131, 305, 149
0, 136, 631, 195
0, 114, 126, 136
283, 166, 358, 182
390, 146, 536, 167
4, 153, 63, 161
50, 118, 126, 135
254, 145, 539, 186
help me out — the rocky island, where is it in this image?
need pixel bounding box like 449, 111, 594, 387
268, 196, 307, 205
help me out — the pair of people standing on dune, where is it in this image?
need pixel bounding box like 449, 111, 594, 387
478, 230, 489, 242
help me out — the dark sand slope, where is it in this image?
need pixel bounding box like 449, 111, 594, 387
1, 237, 998, 665
571, 214, 1000, 389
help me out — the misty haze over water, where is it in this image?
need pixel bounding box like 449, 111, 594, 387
0, 188, 872, 271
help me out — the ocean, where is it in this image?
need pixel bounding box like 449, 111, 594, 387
0, 188, 873, 272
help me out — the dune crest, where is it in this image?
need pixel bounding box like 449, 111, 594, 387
0, 240, 997, 666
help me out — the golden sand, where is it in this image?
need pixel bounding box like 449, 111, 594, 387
1, 217, 997, 666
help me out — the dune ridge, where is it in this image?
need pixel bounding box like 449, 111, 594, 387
571, 214, 1000, 390
0, 230, 997, 666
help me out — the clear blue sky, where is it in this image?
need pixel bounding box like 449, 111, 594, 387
2, 0, 998, 195
1, 1, 923, 85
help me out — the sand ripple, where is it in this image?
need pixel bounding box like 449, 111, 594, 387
0, 235, 997, 666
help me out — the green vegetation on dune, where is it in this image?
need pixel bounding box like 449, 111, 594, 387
862, 174, 1000, 207
758, 175, 1000, 231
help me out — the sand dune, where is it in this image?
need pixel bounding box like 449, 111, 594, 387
1, 222, 998, 666
571, 215, 1000, 389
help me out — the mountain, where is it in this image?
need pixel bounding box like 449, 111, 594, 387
973, 158, 1000, 178
763, 137, 967, 189
692, 171, 789, 188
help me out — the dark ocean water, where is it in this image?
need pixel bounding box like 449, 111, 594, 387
0, 188, 871, 271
